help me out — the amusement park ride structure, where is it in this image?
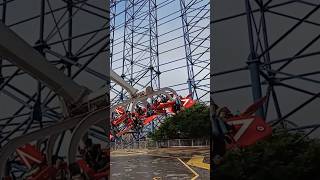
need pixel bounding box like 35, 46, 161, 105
0, 19, 197, 179
109, 0, 210, 143
0, 0, 210, 179
0, 19, 110, 178
0, 0, 110, 178
210, 0, 320, 174
2, 0, 319, 178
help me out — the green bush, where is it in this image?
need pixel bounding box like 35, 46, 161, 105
149, 103, 210, 140
212, 131, 320, 180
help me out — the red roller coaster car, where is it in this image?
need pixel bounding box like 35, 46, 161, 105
110, 94, 197, 140
215, 97, 272, 150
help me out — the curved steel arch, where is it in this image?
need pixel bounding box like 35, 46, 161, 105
0, 22, 91, 105
0, 1, 109, 177
0, 114, 85, 177
0, 1, 109, 151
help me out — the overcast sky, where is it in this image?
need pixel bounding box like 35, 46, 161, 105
111, 0, 209, 103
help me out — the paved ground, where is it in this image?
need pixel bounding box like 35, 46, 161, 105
110, 155, 194, 179
110, 147, 210, 179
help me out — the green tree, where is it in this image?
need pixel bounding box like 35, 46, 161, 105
150, 103, 210, 140
212, 131, 320, 180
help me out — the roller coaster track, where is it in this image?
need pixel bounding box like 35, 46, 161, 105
0, 22, 91, 106
0, 21, 181, 178
0, 21, 109, 178
0, 111, 90, 176
0, 21, 137, 104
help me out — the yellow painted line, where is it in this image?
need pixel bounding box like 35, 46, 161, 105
187, 155, 210, 170
176, 157, 199, 180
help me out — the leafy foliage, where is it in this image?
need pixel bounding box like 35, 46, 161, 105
212, 131, 320, 180
150, 103, 210, 140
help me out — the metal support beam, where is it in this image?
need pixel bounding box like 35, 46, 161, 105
0, 22, 91, 105
180, 0, 197, 98
245, 0, 264, 118
0, 0, 6, 85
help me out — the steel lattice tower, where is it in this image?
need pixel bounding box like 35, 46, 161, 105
111, 0, 210, 104
213, 0, 320, 137
0, 0, 108, 177
180, 0, 210, 100
0, 0, 209, 176
110, 0, 209, 143
120, 0, 160, 98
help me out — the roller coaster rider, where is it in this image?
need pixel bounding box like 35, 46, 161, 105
111, 111, 121, 130
211, 103, 235, 165
135, 104, 144, 116
146, 103, 154, 117
132, 113, 143, 131
160, 94, 168, 103
110, 124, 119, 139
217, 106, 235, 144
172, 95, 182, 113
123, 110, 131, 125
82, 139, 108, 172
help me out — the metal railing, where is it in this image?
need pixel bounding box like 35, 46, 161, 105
110, 139, 210, 150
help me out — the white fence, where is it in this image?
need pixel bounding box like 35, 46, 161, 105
110, 139, 209, 150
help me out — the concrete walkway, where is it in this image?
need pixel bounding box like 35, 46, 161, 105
110, 147, 210, 179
